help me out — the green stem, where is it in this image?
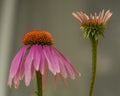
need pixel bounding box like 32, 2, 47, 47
36, 71, 42, 96
89, 37, 98, 96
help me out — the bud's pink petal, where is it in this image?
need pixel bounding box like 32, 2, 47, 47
103, 10, 112, 24
72, 12, 82, 23
99, 10, 105, 22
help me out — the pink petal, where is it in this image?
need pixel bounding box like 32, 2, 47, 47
79, 12, 88, 21
84, 13, 89, 20
65, 61, 80, 77
103, 10, 112, 23
19, 57, 25, 80
53, 47, 80, 79
25, 46, 34, 86
77, 12, 86, 23
104, 13, 112, 23
39, 46, 46, 74
13, 57, 25, 88
59, 60, 68, 78
52, 47, 68, 78
94, 12, 97, 20
72, 12, 82, 23
49, 46, 60, 73
33, 45, 41, 70
8, 46, 28, 80
99, 10, 105, 22
17, 50, 27, 81
8, 76, 12, 88
64, 58, 80, 79
14, 73, 20, 88
43, 46, 58, 75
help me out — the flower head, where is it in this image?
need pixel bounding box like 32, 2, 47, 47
8, 30, 80, 88
72, 10, 112, 39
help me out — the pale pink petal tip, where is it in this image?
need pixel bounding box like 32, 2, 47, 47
14, 83, 19, 89
8, 77, 12, 88
72, 9, 112, 25
78, 71, 81, 76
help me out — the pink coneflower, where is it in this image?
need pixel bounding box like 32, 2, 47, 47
8, 30, 80, 88
72, 10, 112, 39
72, 10, 112, 96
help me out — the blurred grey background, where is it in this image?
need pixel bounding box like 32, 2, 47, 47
0, 0, 119, 96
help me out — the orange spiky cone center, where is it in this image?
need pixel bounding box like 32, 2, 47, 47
82, 19, 102, 26
22, 30, 54, 45
88, 19, 98, 24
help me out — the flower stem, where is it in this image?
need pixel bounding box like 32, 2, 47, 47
89, 37, 98, 96
36, 71, 42, 96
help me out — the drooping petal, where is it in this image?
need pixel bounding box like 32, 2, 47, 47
19, 57, 25, 80
53, 47, 80, 79
39, 46, 46, 74
25, 46, 34, 86
14, 73, 20, 88
49, 46, 60, 73
64, 57, 80, 78
43, 46, 58, 75
13, 57, 26, 88
8, 76, 12, 88
52, 47, 68, 78
57, 53, 75, 79
33, 45, 41, 70
8, 46, 28, 81
59, 60, 68, 78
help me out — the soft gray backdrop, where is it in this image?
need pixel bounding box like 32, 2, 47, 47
0, 0, 119, 96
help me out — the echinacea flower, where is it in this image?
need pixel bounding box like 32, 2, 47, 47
8, 30, 80, 88
72, 10, 112, 96
72, 10, 112, 39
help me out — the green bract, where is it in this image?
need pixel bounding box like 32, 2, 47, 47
80, 24, 105, 40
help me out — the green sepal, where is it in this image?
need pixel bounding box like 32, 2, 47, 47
80, 24, 105, 40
